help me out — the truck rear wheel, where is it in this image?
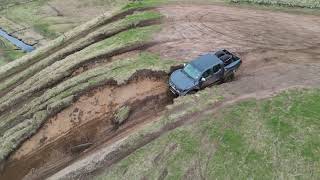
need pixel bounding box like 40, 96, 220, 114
223, 72, 235, 82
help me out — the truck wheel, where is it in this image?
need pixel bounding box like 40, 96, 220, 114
223, 73, 235, 82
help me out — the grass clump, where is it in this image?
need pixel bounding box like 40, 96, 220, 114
96, 88, 320, 179
123, 0, 168, 9
114, 106, 131, 125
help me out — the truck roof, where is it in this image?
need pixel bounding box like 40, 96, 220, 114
190, 54, 222, 72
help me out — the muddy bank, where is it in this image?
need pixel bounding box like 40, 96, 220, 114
0, 72, 174, 179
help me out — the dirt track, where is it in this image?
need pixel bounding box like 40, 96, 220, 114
2, 4, 320, 180
150, 4, 320, 97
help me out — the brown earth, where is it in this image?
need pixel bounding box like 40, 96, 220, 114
0, 72, 174, 180
2, 3, 320, 180
149, 4, 320, 98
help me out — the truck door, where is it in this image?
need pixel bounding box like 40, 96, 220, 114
201, 68, 214, 88
212, 64, 223, 82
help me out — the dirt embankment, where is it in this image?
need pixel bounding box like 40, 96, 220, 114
0, 6, 171, 179
1, 70, 174, 180
0, 7, 164, 169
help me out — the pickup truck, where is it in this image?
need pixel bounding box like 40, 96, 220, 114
169, 49, 242, 96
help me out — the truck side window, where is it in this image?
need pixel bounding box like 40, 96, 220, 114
203, 69, 213, 78
213, 64, 221, 74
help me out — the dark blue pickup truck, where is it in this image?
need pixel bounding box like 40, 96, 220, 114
169, 49, 242, 96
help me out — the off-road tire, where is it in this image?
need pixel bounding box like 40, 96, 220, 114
223, 72, 235, 82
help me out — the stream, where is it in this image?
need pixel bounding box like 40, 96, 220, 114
0, 28, 35, 52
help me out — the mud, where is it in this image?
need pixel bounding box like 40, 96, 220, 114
149, 5, 320, 98
0, 72, 174, 180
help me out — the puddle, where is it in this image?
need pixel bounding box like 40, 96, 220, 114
0, 28, 35, 52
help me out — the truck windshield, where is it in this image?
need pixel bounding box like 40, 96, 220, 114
183, 64, 201, 80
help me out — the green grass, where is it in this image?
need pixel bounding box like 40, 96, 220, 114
96, 89, 320, 179
229, 0, 320, 8
1, 0, 55, 38
0, 0, 130, 39
114, 106, 131, 124
123, 0, 168, 9
33, 22, 59, 39
0, 37, 24, 66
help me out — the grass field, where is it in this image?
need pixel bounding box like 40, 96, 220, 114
96, 89, 320, 179
0, 0, 129, 66
0, 0, 129, 39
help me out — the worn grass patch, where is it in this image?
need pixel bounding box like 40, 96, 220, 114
96, 89, 320, 179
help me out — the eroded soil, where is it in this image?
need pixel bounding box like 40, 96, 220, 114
1, 74, 174, 180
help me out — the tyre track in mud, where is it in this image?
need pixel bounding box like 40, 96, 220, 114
150, 4, 320, 94
150, 5, 320, 59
